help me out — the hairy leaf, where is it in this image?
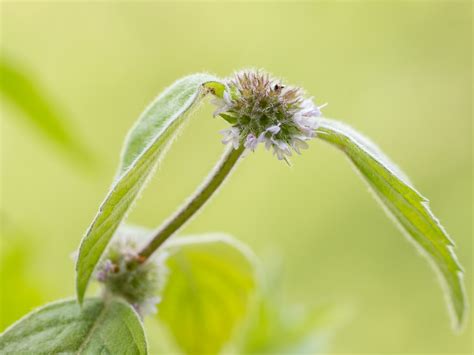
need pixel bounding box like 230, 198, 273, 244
0, 54, 90, 162
316, 118, 467, 329
0, 298, 147, 354
75, 74, 221, 303
158, 234, 258, 355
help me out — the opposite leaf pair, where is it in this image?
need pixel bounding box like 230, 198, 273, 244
75, 70, 466, 330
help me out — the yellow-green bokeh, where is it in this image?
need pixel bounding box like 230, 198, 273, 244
1, 1, 472, 353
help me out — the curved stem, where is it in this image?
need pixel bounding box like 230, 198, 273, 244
138, 145, 245, 261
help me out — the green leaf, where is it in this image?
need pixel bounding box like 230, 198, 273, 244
237, 262, 346, 354
157, 234, 258, 355
119, 75, 222, 174
75, 74, 222, 304
0, 298, 147, 354
0, 54, 90, 163
239, 298, 342, 354
316, 118, 467, 329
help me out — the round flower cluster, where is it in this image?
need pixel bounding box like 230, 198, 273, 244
96, 236, 165, 317
211, 70, 325, 161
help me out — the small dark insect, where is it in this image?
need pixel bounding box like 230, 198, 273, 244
273, 84, 285, 91
206, 86, 216, 95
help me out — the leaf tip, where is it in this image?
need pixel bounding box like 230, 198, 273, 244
74, 250, 87, 307
449, 273, 469, 333
75, 276, 85, 307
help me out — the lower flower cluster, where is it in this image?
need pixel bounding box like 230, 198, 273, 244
96, 236, 165, 317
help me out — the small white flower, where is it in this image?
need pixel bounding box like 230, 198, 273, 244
223, 90, 232, 105
300, 98, 321, 117
261, 135, 273, 150
136, 296, 161, 317
294, 114, 319, 138
211, 88, 233, 117
244, 134, 259, 151
272, 140, 292, 160
266, 124, 281, 135
290, 136, 310, 154
220, 127, 241, 149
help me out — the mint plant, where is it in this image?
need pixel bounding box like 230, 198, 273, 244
0, 70, 467, 354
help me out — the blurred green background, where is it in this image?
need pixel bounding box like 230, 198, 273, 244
1, 1, 472, 353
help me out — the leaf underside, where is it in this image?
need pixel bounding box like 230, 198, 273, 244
157, 234, 258, 355
316, 118, 466, 329
75, 74, 222, 303
0, 298, 147, 354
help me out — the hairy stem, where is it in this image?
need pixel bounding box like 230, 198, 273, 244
138, 145, 245, 260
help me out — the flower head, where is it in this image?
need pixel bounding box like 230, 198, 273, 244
95, 234, 166, 317
210, 70, 324, 161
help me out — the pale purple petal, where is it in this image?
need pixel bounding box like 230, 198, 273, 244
244, 134, 259, 151
266, 125, 281, 135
